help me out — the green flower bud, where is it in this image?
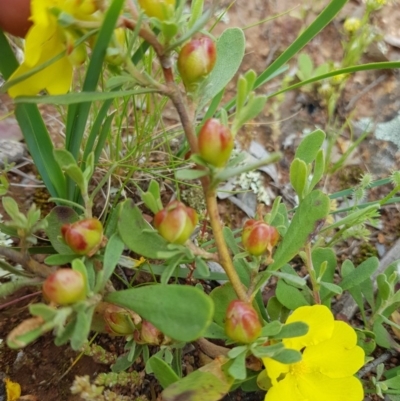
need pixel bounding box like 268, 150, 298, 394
177, 36, 217, 91
103, 304, 138, 336
42, 268, 86, 305
153, 201, 198, 244
138, 0, 176, 20
242, 220, 279, 256
61, 218, 103, 256
198, 119, 234, 167
225, 300, 262, 343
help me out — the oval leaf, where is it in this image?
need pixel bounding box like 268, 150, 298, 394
106, 284, 214, 342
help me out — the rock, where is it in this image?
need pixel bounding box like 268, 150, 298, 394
0, 118, 24, 141
0, 139, 26, 167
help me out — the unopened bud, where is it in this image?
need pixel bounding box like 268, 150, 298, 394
177, 36, 217, 91
225, 300, 262, 343
61, 218, 103, 256
153, 201, 198, 244
138, 0, 176, 21
242, 220, 279, 256
42, 269, 86, 305
198, 119, 234, 167
103, 304, 138, 336
141, 321, 167, 345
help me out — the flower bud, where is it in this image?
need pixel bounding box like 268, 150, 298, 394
153, 201, 198, 244
141, 321, 165, 345
198, 119, 234, 167
242, 220, 279, 256
42, 268, 86, 305
103, 304, 138, 336
61, 218, 103, 256
225, 300, 262, 343
138, 0, 176, 21
177, 36, 217, 91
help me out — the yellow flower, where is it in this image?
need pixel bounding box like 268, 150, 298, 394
7, 0, 97, 97
263, 305, 365, 401
138, 0, 176, 21
343, 18, 361, 34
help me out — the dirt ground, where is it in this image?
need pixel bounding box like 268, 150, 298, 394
1, 0, 400, 400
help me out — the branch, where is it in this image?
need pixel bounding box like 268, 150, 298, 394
0, 246, 53, 278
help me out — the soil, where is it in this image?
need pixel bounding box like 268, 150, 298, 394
1, 0, 400, 400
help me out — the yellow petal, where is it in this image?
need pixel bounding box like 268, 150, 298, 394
5, 378, 21, 401
8, 55, 72, 97
265, 374, 306, 401
262, 357, 290, 385
284, 305, 334, 350
297, 372, 364, 401
302, 321, 365, 378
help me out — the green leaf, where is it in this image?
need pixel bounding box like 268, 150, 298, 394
309, 149, 325, 190
312, 248, 336, 306
209, 283, 237, 327
29, 303, 57, 321
175, 169, 209, 180
272, 271, 306, 288
228, 351, 247, 380
15, 88, 157, 105
203, 322, 228, 340
260, 321, 282, 337
297, 53, 313, 81
15, 104, 67, 199
340, 257, 379, 291
377, 274, 392, 301
106, 284, 214, 342
198, 28, 245, 108
320, 281, 342, 295
252, 343, 284, 358
257, 191, 330, 288
70, 307, 94, 350
0, 30, 19, 78
160, 254, 185, 285
295, 129, 325, 164
65, 0, 124, 159
72, 258, 90, 296
118, 199, 175, 259
148, 356, 180, 389
271, 321, 309, 340
96, 233, 125, 291
272, 349, 302, 364
254, 0, 348, 89
290, 158, 308, 199
54, 149, 86, 190
45, 206, 79, 254
194, 257, 210, 278
162, 359, 233, 401
232, 95, 267, 134
275, 280, 309, 310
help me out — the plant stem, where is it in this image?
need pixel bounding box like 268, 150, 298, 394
305, 243, 321, 304
205, 190, 248, 301
0, 246, 53, 278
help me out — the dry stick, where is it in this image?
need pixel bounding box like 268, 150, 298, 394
0, 246, 53, 278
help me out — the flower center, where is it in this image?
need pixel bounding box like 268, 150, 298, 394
289, 360, 309, 377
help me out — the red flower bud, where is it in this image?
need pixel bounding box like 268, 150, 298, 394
140, 321, 165, 345
61, 218, 103, 256
0, 0, 32, 37
153, 201, 198, 244
198, 119, 234, 167
177, 36, 217, 91
42, 268, 86, 305
225, 300, 262, 343
138, 0, 176, 20
241, 220, 279, 256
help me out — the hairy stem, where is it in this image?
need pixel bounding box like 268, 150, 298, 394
0, 246, 53, 278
